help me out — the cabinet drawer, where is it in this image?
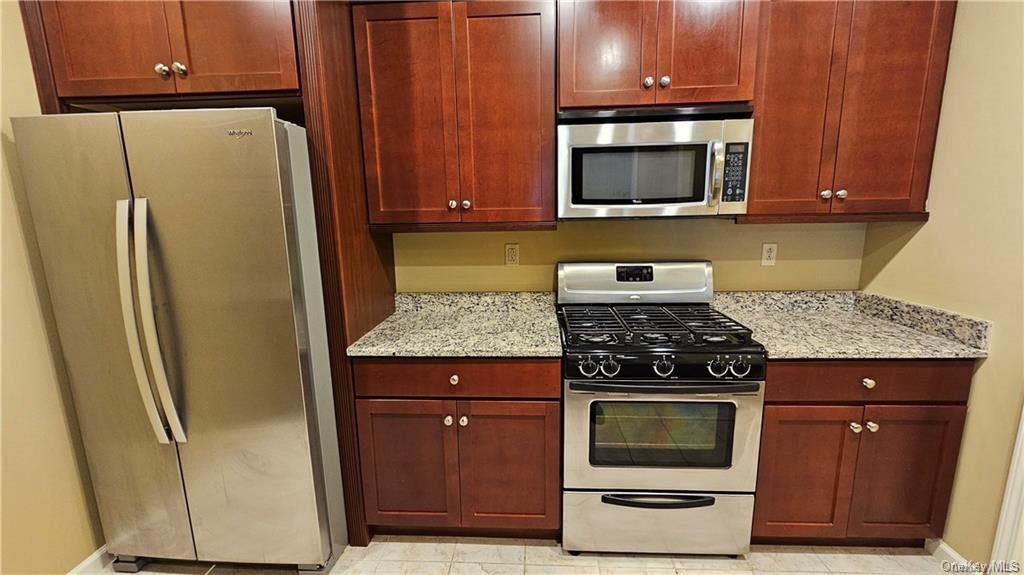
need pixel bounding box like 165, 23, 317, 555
765, 360, 974, 403
354, 358, 561, 399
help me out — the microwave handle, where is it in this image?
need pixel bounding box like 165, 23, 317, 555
709, 140, 725, 207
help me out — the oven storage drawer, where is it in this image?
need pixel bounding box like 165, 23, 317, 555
563, 491, 754, 555
765, 360, 974, 403
354, 358, 560, 399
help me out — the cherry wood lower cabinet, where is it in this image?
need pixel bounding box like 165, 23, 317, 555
754, 360, 972, 541
356, 398, 560, 530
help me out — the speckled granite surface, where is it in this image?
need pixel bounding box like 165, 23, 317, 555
345, 292, 562, 357
714, 291, 989, 360
346, 290, 989, 359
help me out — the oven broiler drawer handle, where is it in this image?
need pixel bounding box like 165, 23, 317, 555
568, 381, 761, 395
600, 494, 716, 510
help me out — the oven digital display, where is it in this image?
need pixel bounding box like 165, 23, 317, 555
616, 265, 653, 282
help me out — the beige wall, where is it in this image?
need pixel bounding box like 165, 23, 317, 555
395, 220, 866, 292
860, 1, 1024, 562
1, 3, 105, 573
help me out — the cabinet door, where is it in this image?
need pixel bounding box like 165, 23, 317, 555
356, 399, 461, 527
830, 1, 955, 214
558, 0, 659, 107
454, 1, 555, 223
164, 1, 298, 93
753, 406, 863, 538
747, 0, 850, 215
39, 1, 177, 97
458, 401, 561, 530
847, 405, 966, 539
354, 2, 461, 224
654, 0, 760, 104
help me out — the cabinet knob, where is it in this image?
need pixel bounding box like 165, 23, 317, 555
849, 422, 863, 433
459, 415, 469, 427
862, 377, 876, 389
171, 61, 188, 77
462, 200, 471, 209
835, 189, 848, 200
642, 76, 655, 89
154, 63, 171, 77
659, 75, 671, 88
449, 374, 459, 386
866, 421, 880, 433
448, 199, 458, 209
820, 189, 833, 200
443, 415, 454, 427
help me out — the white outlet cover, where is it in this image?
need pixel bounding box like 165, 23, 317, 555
761, 243, 778, 267
504, 243, 520, 266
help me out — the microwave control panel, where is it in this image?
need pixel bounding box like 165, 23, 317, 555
722, 143, 749, 203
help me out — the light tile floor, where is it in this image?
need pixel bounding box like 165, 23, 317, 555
134, 536, 949, 575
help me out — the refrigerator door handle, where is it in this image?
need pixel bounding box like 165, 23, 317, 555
116, 200, 171, 444
133, 198, 187, 443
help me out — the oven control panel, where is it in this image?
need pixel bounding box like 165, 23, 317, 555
565, 352, 765, 381
722, 142, 749, 203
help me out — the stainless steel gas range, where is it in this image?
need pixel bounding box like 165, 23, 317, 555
557, 262, 767, 556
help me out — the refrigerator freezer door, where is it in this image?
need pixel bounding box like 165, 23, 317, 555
11, 114, 196, 560
118, 109, 330, 565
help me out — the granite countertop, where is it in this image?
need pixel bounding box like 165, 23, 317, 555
346, 290, 989, 360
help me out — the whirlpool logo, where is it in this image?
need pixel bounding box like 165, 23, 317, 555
226, 128, 254, 139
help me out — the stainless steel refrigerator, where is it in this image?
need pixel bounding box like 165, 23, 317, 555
12, 109, 346, 571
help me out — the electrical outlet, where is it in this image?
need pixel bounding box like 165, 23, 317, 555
761, 243, 778, 267
504, 243, 520, 266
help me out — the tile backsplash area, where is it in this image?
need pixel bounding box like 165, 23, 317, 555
394, 219, 867, 293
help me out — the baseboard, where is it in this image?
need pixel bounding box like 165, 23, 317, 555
68, 545, 113, 574
927, 538, 968, 565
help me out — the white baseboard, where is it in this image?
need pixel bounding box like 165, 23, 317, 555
68, 545, 113, 575
927, 538, 968, 565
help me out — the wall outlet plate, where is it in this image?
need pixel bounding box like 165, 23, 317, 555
761, 243, 778, 266
505, 243, 520, 266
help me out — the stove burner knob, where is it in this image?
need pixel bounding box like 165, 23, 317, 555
579, 358, 600, 378
600, 358, 621, 377
730, 359, 752, 378
653, 357, 675, 378
707, 358, 730, 378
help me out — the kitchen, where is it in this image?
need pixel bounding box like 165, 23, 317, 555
1, 1, 1021, 575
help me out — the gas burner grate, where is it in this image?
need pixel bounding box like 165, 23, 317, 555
663, 305, 752, 344
561, 306, 627, 334
612, 306, 688, 334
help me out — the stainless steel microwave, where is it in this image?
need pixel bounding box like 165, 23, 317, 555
557, 117, 753, 219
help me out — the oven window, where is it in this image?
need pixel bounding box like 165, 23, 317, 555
590, 401, 735, 468
571, 144, 708, 205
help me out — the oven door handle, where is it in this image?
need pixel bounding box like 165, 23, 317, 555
568, 381, 760, 395
601, 494, 716, 510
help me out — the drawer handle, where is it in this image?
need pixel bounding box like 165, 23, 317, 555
601, 494, 715, 510
450, 374, 459, 386
443, 415, 453, 427
862, 377, 876, 389
850, 422, 863, 433
866, 421, 880, 433
459, 415, 469, 427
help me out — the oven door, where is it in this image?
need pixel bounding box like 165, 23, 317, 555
563, 379, 764, 492
557, 120, 725, 219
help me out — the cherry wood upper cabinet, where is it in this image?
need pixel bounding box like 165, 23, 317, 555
164, 1, 298, 94
356, 399, 462, 527
846, 405, 966, 539
558, 0, 658, 107
458, 401, 560, 530
558, 0, 759, 108
353, 2, 461, 224
747, 0, 956, 219
654, 0, 760, 103
38, 1, 298, 98
831, 1, 956, 214
753, 406, 863, 538
39, 2, 177, 97
454, 1, 556, 223
354, 1, 556, 226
